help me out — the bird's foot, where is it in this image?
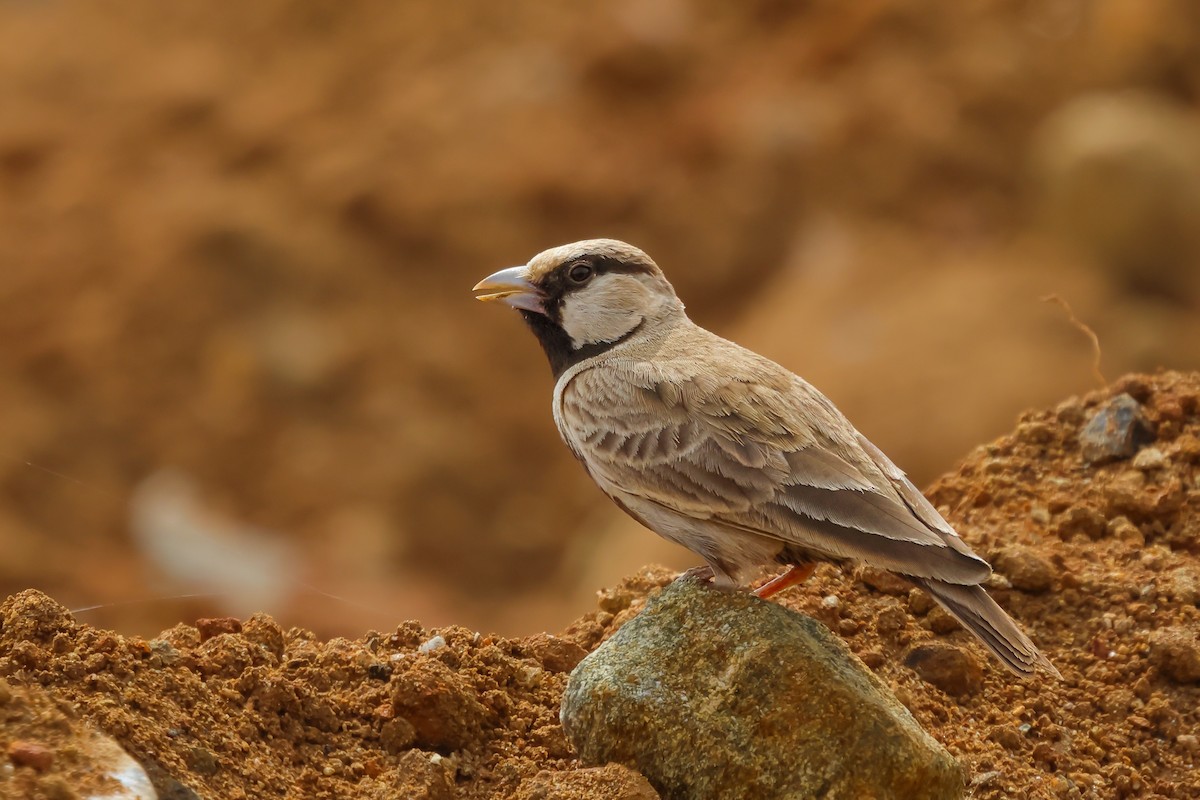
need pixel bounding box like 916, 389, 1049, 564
676, 565, 715, 584
753, 563, 816, 599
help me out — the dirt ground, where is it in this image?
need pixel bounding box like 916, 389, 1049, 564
1, 370, 1197, 799
3, 0, 1200, 641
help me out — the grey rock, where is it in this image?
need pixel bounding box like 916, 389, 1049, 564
561, 579, 964, 800
1079, 393, 1154, 465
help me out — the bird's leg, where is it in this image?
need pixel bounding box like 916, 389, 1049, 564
753, 563, 816, 599
677, 565, 715, 584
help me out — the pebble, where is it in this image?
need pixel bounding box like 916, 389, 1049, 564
195, 617, 242, 642
904, 642, 984, 697
875, 605, 908, 634
1078, 393, 1155, 465
1148, 628, 1200, 683
418, 635, 446, 654
1131, 447, 1166, 471
520, 633, 587, 673
927, 607, 962, 635
1054, 505, 1108, 540
7, 740, 54, 772
1107, 516, 1144, 545
994, 549, 1055, 593
908, 589, 935, 616
859, 566, 914, 596
513, 764, 659, 800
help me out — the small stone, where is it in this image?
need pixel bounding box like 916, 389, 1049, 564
927, 607, 962, 635
1055, 397, 1084, 425
521, 633, 588, 674
367, 662, 394, 681
971, 770, 1002, 788
390, 657, 489, 750
147, 639, 182, 667
185, 746, 219, 776
1162, 569, 1198, 605
876, 605, 908, 634
562, 580, 964, 799
241, 613, 285, 657
1107, 516, 1144, 545
1032, 742, 1060, 766
392, 750, 454, 800
1177, 734, 1199, 753
1078, 394, 1155, 465
908, 590, 935, 616
1131, 447, 1166, 471
380, 717, 417, 754
860, 650, 887, 669
418, 635, 447, 654
7, 740, 54, 772
837, 618, 861, 636
993, 549, 1055, 593
1015, 421, 1055, 445
990, 727, 1026, 751
859, 567, 913, 596
195, 617, 242, 642
904, 643, 985, 697
1148, 627, 1200, 683
1055, 506, 1108, 540
514, 764, 659, 800
984, 573, 1012, 591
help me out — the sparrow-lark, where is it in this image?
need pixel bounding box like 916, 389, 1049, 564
474, 239, 1058, 678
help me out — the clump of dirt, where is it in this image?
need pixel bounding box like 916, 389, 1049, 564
2, 370, 1199, 799
0, 590, 654, 799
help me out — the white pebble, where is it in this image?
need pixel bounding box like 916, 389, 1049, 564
419, 635, 447, 654
1132, 447, 1166, 471
821, 595, 839, 609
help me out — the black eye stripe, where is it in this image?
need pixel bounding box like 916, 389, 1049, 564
535, 253, 656, 322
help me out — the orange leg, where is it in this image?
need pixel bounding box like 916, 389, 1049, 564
753, 563, 816, 599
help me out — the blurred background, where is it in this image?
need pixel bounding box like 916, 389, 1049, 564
2, 0, 1199, 638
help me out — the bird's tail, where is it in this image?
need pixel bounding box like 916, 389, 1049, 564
913, 578, 1061, 679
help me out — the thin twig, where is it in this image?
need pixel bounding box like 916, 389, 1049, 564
1041, 294, 1106, 388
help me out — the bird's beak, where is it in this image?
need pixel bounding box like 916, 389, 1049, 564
472, 266, 545, 314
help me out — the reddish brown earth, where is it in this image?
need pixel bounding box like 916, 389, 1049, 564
2, 371, 1198, 799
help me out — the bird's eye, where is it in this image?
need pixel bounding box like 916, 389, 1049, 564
568, 262, 593, 283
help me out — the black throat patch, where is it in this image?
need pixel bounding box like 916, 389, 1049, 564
521, 311, 643, 379
520, 253, 655, 378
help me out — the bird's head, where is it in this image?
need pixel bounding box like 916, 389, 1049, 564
473, 239, 684, 376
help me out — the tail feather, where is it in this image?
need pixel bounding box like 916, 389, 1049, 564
913, 578, 1061, 679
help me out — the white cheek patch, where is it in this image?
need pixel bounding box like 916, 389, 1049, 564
559, 273, 647, 349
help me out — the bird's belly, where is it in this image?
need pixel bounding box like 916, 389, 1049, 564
611, 489, 783, 586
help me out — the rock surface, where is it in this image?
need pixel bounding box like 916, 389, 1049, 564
561, 579, 964, 800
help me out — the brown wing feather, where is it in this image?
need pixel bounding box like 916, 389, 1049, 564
558, 343, 990, 584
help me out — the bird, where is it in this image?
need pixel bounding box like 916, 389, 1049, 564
473, 238, 1059, 678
